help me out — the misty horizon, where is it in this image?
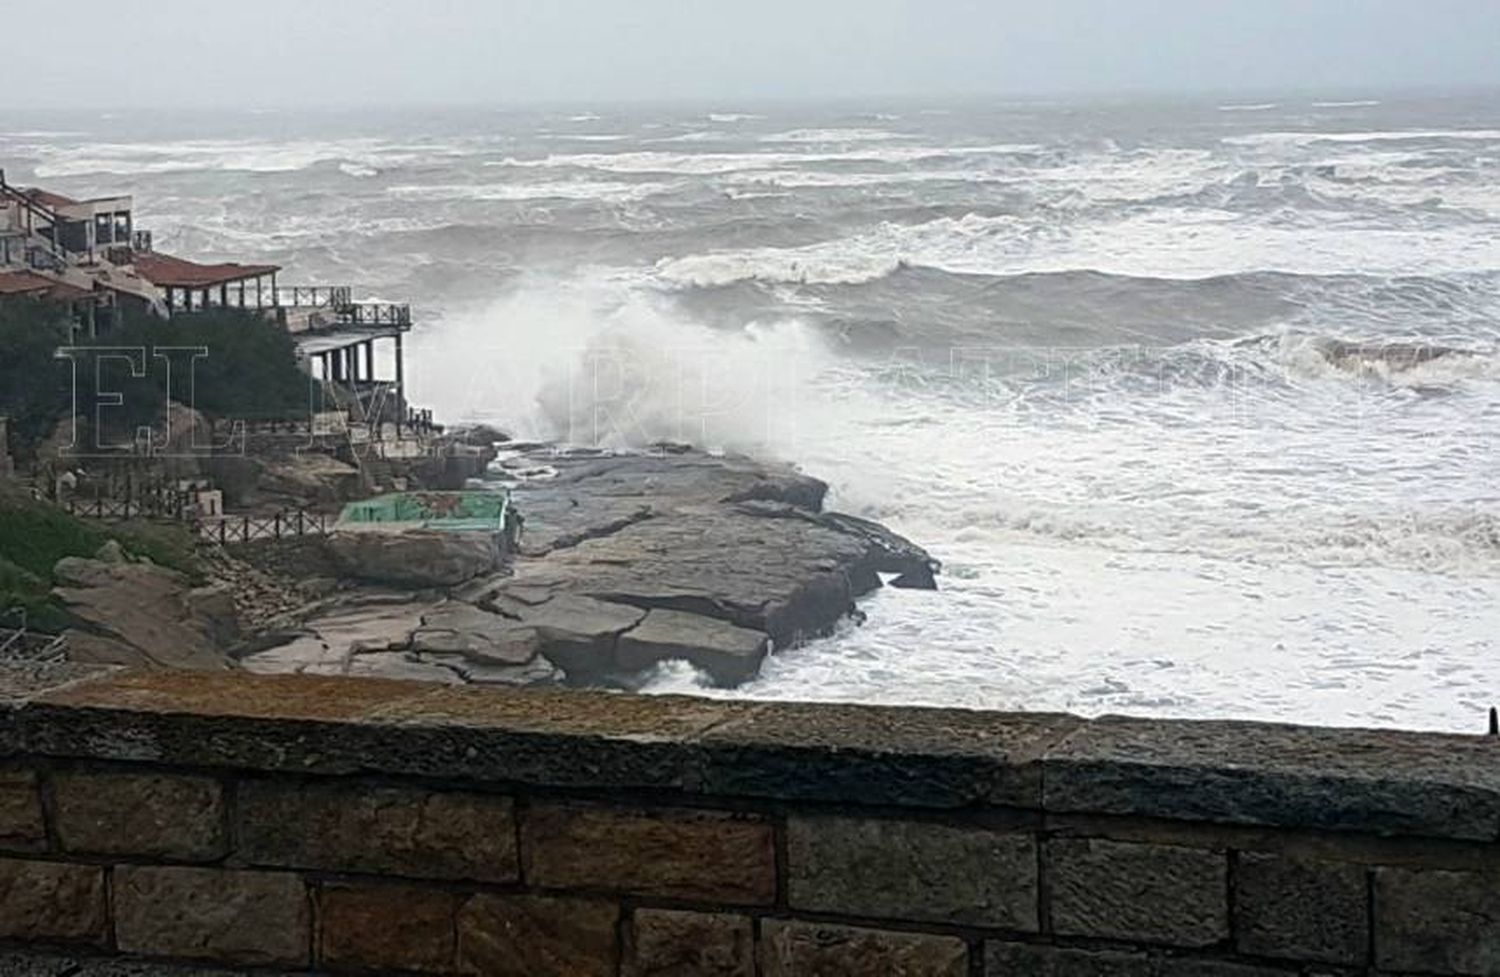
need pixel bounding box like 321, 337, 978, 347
9, 0, 1500, 110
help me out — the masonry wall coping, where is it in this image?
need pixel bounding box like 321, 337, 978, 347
2, 665, 1497, 841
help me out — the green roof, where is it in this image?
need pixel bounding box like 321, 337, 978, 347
336, 491, 509, 532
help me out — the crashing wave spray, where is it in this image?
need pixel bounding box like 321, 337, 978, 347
408, 275, 837, 453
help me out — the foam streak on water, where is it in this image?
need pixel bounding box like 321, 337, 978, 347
7, 94, 1497, 731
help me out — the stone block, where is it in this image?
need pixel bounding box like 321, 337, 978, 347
52, 770, 225, 861
1049, 838, 1227, 947
697, 701, 1078, 808
760, 920, 967, 977
320, 883, 458, 973
624, 909, 754, 977
1234, 853, 1368, 965
114, 866, 309, 967
1375, 867, 1500, 975
788, 815, 1036, 929
985, 942, 1153, 977
1043, 716, 1500, 840
523, 803, 775, 904
457, 893, 618, 977
238, 779, 517, 882
0, 858, 106, 944
0, 768, 44, 852
1156, 962, 1290, 977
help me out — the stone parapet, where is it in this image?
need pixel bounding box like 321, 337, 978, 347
1, 664, 1498, 974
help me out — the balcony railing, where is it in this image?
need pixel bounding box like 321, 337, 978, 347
275, 285, 352, 309
339, 303, 411, 329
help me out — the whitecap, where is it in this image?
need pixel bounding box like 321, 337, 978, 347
1226, 129, 1500, 147
758, 128, 910, 144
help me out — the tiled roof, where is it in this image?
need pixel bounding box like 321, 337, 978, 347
0, 270, 93, 301
22, 188, 79, 209
0, 270, 58, 296
133, 252, 280, 288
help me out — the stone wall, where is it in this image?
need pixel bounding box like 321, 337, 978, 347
1, 664, 1498, 975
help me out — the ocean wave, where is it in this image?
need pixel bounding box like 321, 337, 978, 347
545, 134, 630, 142
926, 502, 1500, 576
30, 137, 442, 177
1218, 103, 1278, 112
758, 128, 910, 143
1225, 129, 1500, 148
486, 143, 1042, 176
386, 180, 676, 203
1311, 100, 1382, 108
654, 205, 1500, 287
707, 112, 764, 123
720, 168, 1002, 190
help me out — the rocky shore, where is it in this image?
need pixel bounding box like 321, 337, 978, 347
56, 445, 937, 690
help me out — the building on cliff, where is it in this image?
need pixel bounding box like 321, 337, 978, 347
0, 168, 413, 432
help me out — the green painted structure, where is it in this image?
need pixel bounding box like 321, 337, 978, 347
336, 490, 510, 533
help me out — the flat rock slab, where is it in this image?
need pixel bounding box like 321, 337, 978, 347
617, 608, 770, 687
412, 603, 537, 664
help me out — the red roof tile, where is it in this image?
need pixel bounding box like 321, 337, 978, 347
22, 188, 78, 209
0, 270, 92, 302
133, 252, 280, 288
0, 270, 58, 296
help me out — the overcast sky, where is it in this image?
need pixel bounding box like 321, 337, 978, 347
12, 0, 1500, 108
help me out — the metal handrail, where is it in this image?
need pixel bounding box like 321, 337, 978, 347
339, 303, 411, 328
275, 285, 353, 309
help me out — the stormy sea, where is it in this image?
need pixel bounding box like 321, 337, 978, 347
5, 92, 1497, 732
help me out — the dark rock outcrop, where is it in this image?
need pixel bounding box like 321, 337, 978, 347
245, 447, 937, 689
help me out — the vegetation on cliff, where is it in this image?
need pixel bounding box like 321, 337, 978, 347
0, 485, 199, 632
0, 302, 311, 460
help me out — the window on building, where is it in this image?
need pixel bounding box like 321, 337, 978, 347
95, 212, 113, 246
114, 211, 131, 243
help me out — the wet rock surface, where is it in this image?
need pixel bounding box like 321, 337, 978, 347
242, 447, 937, 688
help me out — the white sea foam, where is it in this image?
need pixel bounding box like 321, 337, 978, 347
1225, 129, 1500, 147
31, 138, 443, 177
386, 180, 675, 203
758, 128, 910, 143
1311, 100, 1382, 108
1218, 103, 1279, 112
657, 203, 1500, 287
487, 143, 1040, 176
707, 112, 763, 123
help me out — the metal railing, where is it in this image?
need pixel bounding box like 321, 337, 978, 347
339, 302, 411, 328
275, 285, 352, 309
195, 509, 331, 545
